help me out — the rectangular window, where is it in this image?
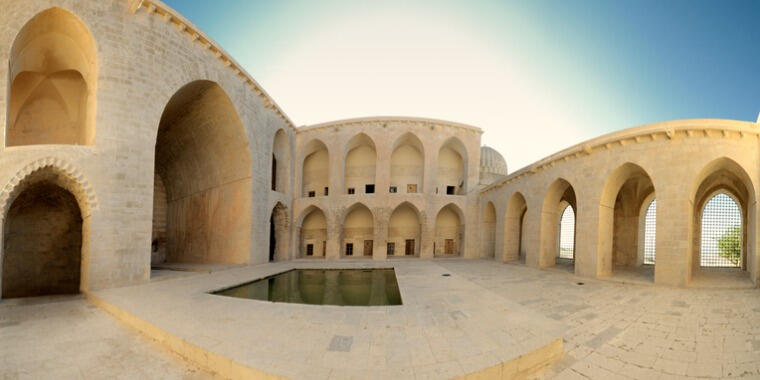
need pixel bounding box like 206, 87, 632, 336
364, 240, 373, 256
365, 184, 375, 194
348, 188, 355, 194
446, 186, 455, 195
389, 186, 397, 193
324, 187, 329, 196
407, 184, 417, 193
387, 242, 395, 256
308, 191, 316, 197
306, 244, 313, 256
322, 241, 326, 256
405, 239, 415, 256
346, 243, 353, 256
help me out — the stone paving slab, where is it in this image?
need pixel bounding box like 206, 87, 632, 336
91, 260, 565, 379
436, 260, 760, 380
0, 295, 213, 379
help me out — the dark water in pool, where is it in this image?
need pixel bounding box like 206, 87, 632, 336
213, 268, 402, 306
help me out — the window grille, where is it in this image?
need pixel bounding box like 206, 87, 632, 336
387, 242, 395, 255
348, 188, 355, 195
700, 193, 742, 267
558, 205, 575, 259
306, 244, 313, 256
308, 191, 315, 197
345, 243, 353, 256
643, 199, 656, 264
389, 186, 397, 193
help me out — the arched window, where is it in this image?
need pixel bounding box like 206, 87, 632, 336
643, 199, 656, 264
558, 205, 575, 260
700, 193, 742, 268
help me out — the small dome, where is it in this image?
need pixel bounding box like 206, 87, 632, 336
480, 145, 507, 176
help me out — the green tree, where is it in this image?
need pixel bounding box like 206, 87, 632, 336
717, 226, 741, 265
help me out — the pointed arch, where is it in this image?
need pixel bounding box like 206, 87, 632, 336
343, 133, 377, 194
388, 201, 422, 257
598, 162, 655, 280
434, 203, 464, 256
301, 138, 329, 197
1, 162, 96, 298
153, 80, 252, 265
269, 202, 289, 262
391, 132, 424, 193
482, 201, 497, 258
297, 205, 327, 258
436, 137, 468, 194
341, 203, 374, 257
8, 7, 97, 146
690, 157, 756, 277
271, 129, 290, 193
504, 192, 527, 262
539, 178, 576, 268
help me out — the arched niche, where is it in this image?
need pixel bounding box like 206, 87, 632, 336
341, 203, 374, 257
1, 166, 92, 298
299, 206, 327, 258
388, 202, 421, 257
269, 202, 289, 262
344, 133, 376, 194
8, 7, 97, 146
272, 129, 290, 193
391, 133, 424, 194
301, 139, 329, 197
436, 138, 467, 195
434, 203, 464, 256
153, 80, 252, 265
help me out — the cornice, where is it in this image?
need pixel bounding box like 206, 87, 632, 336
128, 0, 295, 131
480, 119, 760, 194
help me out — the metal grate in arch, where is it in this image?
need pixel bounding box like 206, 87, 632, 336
700, 193, 742, 268
558, 205, 575, 260
644, 199, 656, 265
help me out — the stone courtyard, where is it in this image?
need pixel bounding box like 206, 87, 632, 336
3, 260, 759, 379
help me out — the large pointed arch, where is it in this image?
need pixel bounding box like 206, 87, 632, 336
152, 80, 252, 265
598, 162, 655, 281
8, 7, 97, 146
690, 157, 756, 282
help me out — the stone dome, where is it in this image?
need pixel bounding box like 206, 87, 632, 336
480, 145, 508, 176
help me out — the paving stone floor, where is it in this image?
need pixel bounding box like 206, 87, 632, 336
437, 260, 760, 380
0, 295, 214, 379
2, 259, 759, 379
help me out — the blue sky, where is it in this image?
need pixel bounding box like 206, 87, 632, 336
163, 0, 760, 170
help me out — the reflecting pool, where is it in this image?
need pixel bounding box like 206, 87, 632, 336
213, 268, 402, 306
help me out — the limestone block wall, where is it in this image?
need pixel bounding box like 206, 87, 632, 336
478, 119, 760, 287
293, 117, 482, 260
0, 0, 294, 294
